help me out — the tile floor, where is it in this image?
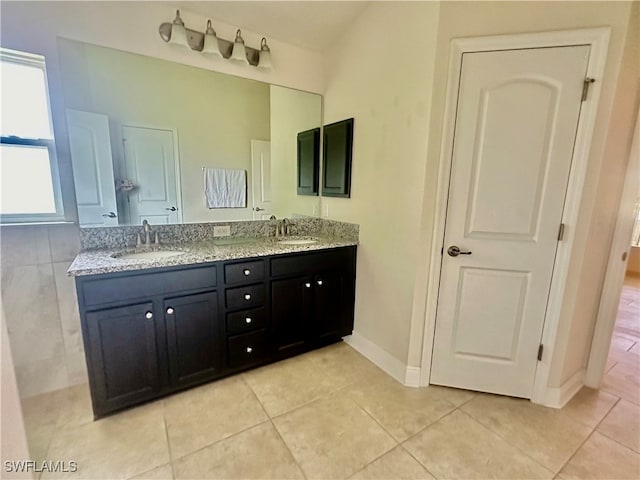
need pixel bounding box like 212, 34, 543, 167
20, 277, 640, 480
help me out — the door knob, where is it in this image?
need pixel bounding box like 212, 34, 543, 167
102, 211, 117, 218
145, 311, 153, 320
165, 206, 177, 211
166, 307, 174, 315
447, 246, 472, 257
253, 207, 265, 212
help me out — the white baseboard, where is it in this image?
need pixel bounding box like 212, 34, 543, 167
404, 366, 422, 387
344, 332, 420, 388
542, 368, 585, 408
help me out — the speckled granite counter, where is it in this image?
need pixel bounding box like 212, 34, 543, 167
67, 235, 358, 276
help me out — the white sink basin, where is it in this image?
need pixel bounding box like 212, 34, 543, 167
114, 250, 185, 261
278, 238, 318, 245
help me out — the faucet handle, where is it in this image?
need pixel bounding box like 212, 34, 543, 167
136, 233, 142, 247
154, 232, 160, 245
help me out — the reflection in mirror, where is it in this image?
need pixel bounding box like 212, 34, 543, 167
57, 38, 321, 227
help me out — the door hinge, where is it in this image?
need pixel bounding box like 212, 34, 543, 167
581, 77, 596, 102
537, 344, 544, 361
557, 223, 566, 241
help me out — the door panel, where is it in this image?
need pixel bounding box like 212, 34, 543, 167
86, 303, 159, 413
431, 46, 590, 397
123, 126, 181, 224
164, 292, 221, 387
314, 272, 345, 341
271, 276, 312, 354
66, 109, 118, 226
251, 140, 272, 220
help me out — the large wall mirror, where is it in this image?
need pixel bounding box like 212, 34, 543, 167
57, 38, 321, 227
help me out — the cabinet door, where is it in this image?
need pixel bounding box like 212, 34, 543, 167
86, 302, 160, 415
271, 276, 313, 355
164, 291, 222, 388
313, 271, 349, 341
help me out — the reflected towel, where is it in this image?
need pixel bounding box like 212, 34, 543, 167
204, 167, 247, 208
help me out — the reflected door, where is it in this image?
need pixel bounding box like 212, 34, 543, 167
122, 126, 181, 225
251, 140, 272, 219
66, 109, 118, 226
430, 46, 590, 397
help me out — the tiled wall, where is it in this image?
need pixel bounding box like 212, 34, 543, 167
0, 224, 86, 398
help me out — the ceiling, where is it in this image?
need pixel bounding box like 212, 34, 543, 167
174, 1, 370, 52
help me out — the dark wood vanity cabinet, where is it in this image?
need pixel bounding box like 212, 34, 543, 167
75, 246, 356, 418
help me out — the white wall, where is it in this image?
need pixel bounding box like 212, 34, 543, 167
1, 299, 33, 479
322, 1, 440, 363
270, 85, 322, 218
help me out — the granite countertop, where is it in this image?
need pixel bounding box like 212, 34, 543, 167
67, 235, 358, 276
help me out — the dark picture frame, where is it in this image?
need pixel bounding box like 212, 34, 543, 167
322, 118, 353, 198
296, 127, 320, 196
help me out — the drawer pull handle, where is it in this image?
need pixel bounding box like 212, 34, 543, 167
243, 269, 251, 276
145, 311, 153, 320
244, 294, 251, 300
245, 317, 252, 324
317, 280, 323, 286
246, 347, 253, 353
166, 307, 174, 315
305, 282, 311, 288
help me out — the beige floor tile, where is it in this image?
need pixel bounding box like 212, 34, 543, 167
597, 399, 640, 453
348, 446, 435, 480
55, 383, 94, 430
42, 402, 170, 479
273, 393, 397, 479
128, 464, 174, 480
21, 389, 67, 463
559, 432, 640, 479
461, 394, 591, 473
164, 376, 268, 460
602, 361, 640, 405
173, 422, 304, 479
306, 342, 387, 387
561, 387, 619, 428
345, 374, 456, 442
243, 354, 344, 417
423, 384, 476, 407
403, 410, 553, 479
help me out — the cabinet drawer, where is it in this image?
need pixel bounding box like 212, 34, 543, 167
228, 329, 268, 368
81, 266, 217, 307
225, 284, 265, 310
224, 260, 265, 285
271, 248, 353, 277
226, 307, 267, 336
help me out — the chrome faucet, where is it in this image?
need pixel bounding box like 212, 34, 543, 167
136, 219, 160, 247
276, 218, 290, 237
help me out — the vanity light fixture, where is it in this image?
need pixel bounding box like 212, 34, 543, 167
158, 9, 271, 69
230, 30, 249, 64
167, 10, 189, 48
201, 20, 223, 58
257, 38, 272, 70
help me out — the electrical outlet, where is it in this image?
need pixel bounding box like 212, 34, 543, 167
213, 225, 231, 237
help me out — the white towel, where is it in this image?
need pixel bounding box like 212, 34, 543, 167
204, 167, 247, 208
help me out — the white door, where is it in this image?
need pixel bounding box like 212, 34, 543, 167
66, 109, 118, 226
251, 140, 272, 219
430, 46, 590, 398
122, 126, 181, 225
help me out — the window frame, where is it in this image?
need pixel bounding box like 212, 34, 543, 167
0, 47, 65, 224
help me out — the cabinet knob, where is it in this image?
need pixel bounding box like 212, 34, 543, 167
145, 311, 153, 320
166, 307, 174, 315
243, 269, 251, 276
245, 317, 252, 324
244, 293, 251, 300
317, 280, 323, 286
246, 347, 253, 353
305, 282, 311, 288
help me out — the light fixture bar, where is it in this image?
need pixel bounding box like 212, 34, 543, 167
158, 21, 261, 66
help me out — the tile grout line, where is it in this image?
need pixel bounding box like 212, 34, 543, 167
555, 396, 623, 476
161, 411, 177, 480
454, 405, 557, 476
268, 418, 308, 480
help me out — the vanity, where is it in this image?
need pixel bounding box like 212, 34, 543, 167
69, 228, 357, 418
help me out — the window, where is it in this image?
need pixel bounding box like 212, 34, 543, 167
1, 47, 64, 222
